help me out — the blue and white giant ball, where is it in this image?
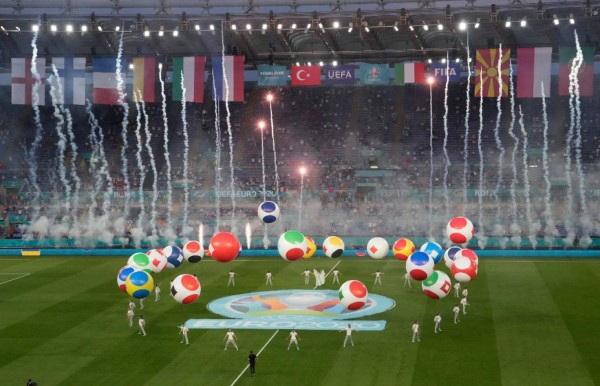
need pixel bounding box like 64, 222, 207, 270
258, 201, 280, 224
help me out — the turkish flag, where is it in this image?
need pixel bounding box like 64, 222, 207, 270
291, 66, 321, 86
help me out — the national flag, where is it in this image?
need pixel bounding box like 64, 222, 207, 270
475, 48, 511, 97
395, 62, 425, 85
172, 56, 206, 103
359, 64, 389, 85
132, 57, 156, 103
11, 58, 46, 105
291, 65, 321, 86
212, 55, 245, 102
93, 57, 123, 105
559, 46, 594, 97
516, 47, 552, 98
51, 57, 86, 105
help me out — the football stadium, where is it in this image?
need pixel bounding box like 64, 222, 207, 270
0, 0, 599, 385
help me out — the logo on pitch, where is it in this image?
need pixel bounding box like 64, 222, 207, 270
187, 290, 395, 331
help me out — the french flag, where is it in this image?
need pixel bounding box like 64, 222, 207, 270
212, 55, 245, 102
93, 57, 124, 105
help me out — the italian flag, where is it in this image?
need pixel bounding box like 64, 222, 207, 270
516, 47, 552, 98
172, 56, 206, 103
559, 46, 594, 97
395, 62, 425, 85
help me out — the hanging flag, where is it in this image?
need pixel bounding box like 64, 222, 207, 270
474, 48, 511, 97
559, 46, 594, 97
516, 47, 552, 98
257, 65, 289, 86
11, 58, 45, 105
395, 62, 425, 85
51, 57, 86, 105
428, 62, 462, 83
291, 65, 321, 86
323, 65, 356, 85
359, 64, 389, 85
93, 57, 123, 105
212, 55, 245, 102
132, 57, 156, 103
172, 56, 206, 103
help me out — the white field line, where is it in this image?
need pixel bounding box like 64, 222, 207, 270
230, 329, 280, 386
0, 273, 30, 285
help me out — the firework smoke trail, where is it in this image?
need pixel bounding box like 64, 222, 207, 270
212, 73, 222, 232
462, 35, 472, 207
86, 104, 101, 228
492, 45, 506, 246
428, 82, 434, 239
298, 172, 305, 231
51, 65, 81, 232
507, 62, 521, 246
518, 105, 536, 248
220, 23, 237, 234
572, 31, 592, 247
133, 94, 146, 232
139, 96, 158, 237
199, 223, 204, 247
477, 71, 487, 249
158, 64, 173, 228
116, 29, 131, 219
268, 97, 281, 202
28, 27, 43, 215
246, 222, 252, 249
85, 101, 113, 217
563, 35, 579, 246
260, 122, 269, 248
48, 72, 72, 216
180, 72, 191, 237
442, 51, 451, 225
540, 83, 558, 247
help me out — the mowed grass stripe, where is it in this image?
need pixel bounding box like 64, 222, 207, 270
536, 262, 600, 385
0, 258, 118, 329
412, 262, 502, 386
487, 261, 593, 386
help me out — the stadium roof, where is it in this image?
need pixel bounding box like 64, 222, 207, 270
0, 0, 598, 66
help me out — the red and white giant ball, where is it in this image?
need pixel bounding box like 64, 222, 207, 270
146, 249, 168, 273
421, 270, 452, 299
182, 240, 204, 263
338, 280, 369, 310
455, 248, 478, 266
209, 232, 241, 263
446, 217, 474, 244
392, 238, 415, 261
367, 237, 389, 259
451, 256, 478, 282
406, 251, 434, 281
170, 274, 201, 304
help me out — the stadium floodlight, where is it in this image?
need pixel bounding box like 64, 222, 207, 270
277, 23, 283, 30
455, 58, 460, 63
364, 26, 370, 32
427, 58, 432, 63
173, 27, 179, 37
66, 24, 73, 33
32, 24, 39, 32
195, 24, 200, 31
423, 23, 429, 31
393, 22, 399, 31
458, 21, 467, 31
318, 22, 323, 29
81, 25, 88, 33
129, 63, 134, 70
437, 21, 443, 30
520, 17, 527, 27
333, 21, 340, 29
348, 22, 353, 32
332, 60, 338, 66
319, 61, 324, 66
115, 25, 120, 31
262, 23, 268, 30
569, 14, 575, 24
553, 15, 559, 25
291, 23, 297, 29
143, 26, 150, 37
246, 23, 252, 30
474, 18, 480, 28
231, 24, 237, 30
307, 61, 312, 66
158, 26, 164, 36
50, 24, 57, 32
97, 24, 103, 32
306, 23, 311, 29
441, 58, 447, 63
505, 17, 512, 28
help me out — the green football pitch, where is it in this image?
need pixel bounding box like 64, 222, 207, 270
1, 255, 599, 386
